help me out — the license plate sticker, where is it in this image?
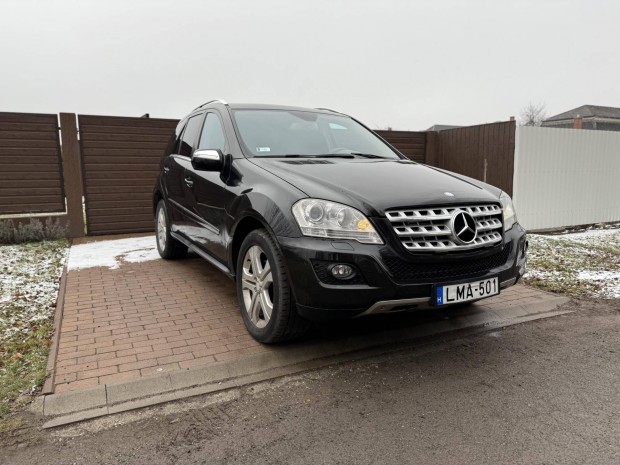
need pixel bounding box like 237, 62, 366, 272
435, 277, 499, 306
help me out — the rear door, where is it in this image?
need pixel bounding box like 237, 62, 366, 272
162, 113, 204, 239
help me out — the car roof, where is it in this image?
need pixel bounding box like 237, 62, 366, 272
195, 101, 346, 116
227, 103, 338, 113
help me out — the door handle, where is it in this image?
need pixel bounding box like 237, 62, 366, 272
184, 177, 194, 188
163, 166, 170, 174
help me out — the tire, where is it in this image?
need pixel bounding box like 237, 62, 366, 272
236, 229, 310, 343
155, 200, 187, 259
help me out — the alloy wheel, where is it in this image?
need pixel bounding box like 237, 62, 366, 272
157, 207, 167, 251
241, 245, 274, 329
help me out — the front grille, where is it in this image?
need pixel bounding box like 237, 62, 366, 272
385, 204, 503, 252
383, 244, 512, 283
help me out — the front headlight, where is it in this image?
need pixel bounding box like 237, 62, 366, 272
500, 191, 517, 231
292, 199, 383, 244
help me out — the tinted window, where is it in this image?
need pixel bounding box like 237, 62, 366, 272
179, 115, 204, 157
232, 110, 399, 159
166, 120, 186, 155
198, 113, 226, 151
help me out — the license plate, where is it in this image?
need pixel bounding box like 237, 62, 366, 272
435, 277, 499, 306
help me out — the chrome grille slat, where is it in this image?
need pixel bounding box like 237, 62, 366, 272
394, 224, 452, 237
475, 217, 502, 232
386, 204, 502, 223
386, 204, 503, 252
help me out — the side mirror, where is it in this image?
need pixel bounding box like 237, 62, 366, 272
192, 149, 224, 171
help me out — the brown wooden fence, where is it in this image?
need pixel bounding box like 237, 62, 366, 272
433, 121, 516, 195
0, 110, 516, 237
375, 130, 426, 163
78, 115, 178, 235
0, 112, 65, 214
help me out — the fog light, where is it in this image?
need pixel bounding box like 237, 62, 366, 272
329, 264, 355, 280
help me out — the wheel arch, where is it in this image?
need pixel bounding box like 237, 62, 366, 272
227, 187, 301, 278
153, 189, 163, 216
230, 213, 275, 277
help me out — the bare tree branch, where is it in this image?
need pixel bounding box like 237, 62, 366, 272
519, 102, 546, 126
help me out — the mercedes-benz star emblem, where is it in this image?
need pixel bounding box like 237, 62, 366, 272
450, 210, 477, 244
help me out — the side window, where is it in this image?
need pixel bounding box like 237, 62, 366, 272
178, 114, 204, 157
198, 113, 227, 151
169, 120, 186, 155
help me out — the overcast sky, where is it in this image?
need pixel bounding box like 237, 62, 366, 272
1, 0, 619, 130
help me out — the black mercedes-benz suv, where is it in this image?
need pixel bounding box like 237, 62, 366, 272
153, 100, 527, 343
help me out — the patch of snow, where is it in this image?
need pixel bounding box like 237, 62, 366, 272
526, 227, 619, 299
577, 270, 620, 298
123, 247, 161, 264
578, 270, 620, 281
68, 235, 159, 270
1, 242, 67, 341
547, 229, 620, 243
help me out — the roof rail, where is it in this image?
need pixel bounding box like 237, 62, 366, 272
193, 99, 228, 111
315, 107, 340, 113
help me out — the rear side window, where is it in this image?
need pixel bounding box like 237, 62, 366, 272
198, 113, 227, 151
179, 115, 204, 157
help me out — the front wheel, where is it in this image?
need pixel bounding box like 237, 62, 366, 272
236, 229, 310, 343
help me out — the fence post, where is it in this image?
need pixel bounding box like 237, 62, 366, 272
507, 119, 516, 196
59, 113, 86, 238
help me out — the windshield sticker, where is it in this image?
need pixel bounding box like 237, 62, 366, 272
256, 147, 271, 152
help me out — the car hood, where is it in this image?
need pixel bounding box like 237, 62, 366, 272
249, 158, 500, 216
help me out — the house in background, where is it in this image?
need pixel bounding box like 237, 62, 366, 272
542, 104, 620, 131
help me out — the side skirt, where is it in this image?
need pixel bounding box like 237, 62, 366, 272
170, 231, 235, 280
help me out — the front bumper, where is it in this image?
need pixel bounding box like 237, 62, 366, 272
277, 224, 527, 321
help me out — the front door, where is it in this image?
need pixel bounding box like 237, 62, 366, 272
185, 111, 231, 262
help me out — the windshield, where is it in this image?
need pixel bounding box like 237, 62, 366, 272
232, 109, 401, 159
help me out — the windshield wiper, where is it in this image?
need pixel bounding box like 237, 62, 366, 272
346, 152, 390, 159
256, 153, 390, 159
258, 154, 355, 159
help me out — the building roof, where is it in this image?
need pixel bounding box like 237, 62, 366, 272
544, 105, 620, 122
426, 124, 463, 131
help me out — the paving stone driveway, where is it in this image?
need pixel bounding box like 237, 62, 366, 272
51, 236, 550, 394
53, 255, 268, 393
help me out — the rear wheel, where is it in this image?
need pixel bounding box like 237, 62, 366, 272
236, 229, 310, 343
155, 200, 187, 259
